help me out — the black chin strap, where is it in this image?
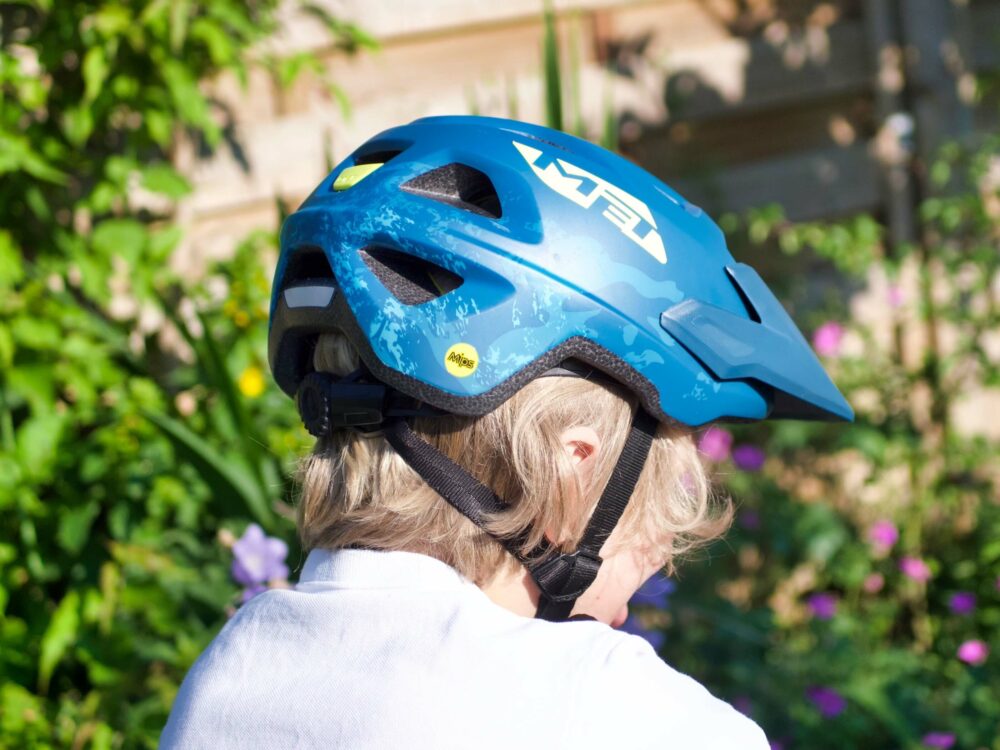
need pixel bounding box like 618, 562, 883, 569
382, 408, 657, 622
296, 368, 658, 622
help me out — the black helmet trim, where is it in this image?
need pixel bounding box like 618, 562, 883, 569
269, 275, 683, 425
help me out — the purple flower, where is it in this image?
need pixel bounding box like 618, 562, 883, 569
808, 592, 838, 620
732, 695, 753, 717
900, 556, 932, 583
631, 572, 676, 609
812, 322, 844, 357
231, 523, 289, 587
739, 509, 761, 530
240, 583, 267, 603
806, 685, 846, 718
620, 615, 665, 651
948, 591, 976, 616
698, 426, 733, 462
732, 444, 766, 471
868, 520, 899, 551
769, 743, 785, 750
922, 733, 956, 749
957, 639, 988, 665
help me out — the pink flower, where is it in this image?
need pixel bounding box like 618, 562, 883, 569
948, 591, 976, 616
922, 732, 956, 749
900, 556, 932, 583
957, 639, 988, 665
863, 573, 885, 593
807, 592, 838, 620
812, 322, 844, 357
887, 284, 905, 309
868, 520, 899, 551
732, 444, 766, 471
698, 426, 733, 462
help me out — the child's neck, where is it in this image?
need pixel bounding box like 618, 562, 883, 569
479, 567, 541, 619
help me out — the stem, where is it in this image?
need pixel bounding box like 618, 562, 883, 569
0, 378, 15, 454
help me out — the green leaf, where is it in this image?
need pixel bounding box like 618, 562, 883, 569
170, 0, 192, 52
0, 132, 66, 183
141, 164, 191, 199
142, 408, 274, 525
15, 412, 66, 482
0, 230, 24, 289
62, 105, 95, 146
1, 683, 47, 735
10, 316, 61, 350
38, 590, 80, 693
91, 219, 148, 263
7, 364, 56, 415
91, 4, 131, 36
541, 0, 563, 132
191, 17, 235, 66
149, 224, 183, 263
57, 501, 101, 555
144, 109, 173, 147
82, 46, 110, 103
161, 59, 218, 143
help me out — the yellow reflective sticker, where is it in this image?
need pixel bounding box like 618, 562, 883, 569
333, 163, 383, 191
444, 343, 479, 378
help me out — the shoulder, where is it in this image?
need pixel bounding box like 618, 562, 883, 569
557, 623, 770, 750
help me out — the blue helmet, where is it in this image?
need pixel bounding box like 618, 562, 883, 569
267, 115, 852, 622
269, 115, 851, 426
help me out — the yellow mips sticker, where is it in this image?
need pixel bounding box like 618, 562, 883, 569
444, 343, 479, 378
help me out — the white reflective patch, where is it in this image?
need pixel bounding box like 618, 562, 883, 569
513, 140, 667, 264
284, 285, 335, 308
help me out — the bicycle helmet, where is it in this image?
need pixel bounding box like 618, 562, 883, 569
268, 115, 852, 620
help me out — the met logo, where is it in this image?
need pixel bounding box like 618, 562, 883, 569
513, 140, 667, 264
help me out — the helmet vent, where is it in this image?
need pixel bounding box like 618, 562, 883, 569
282, 246, 334, 285
355, 149, 403, 166
401, 163, 502, 219
359, 246, 463, 306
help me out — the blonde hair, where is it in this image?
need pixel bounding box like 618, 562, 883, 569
296, 331, 732, 586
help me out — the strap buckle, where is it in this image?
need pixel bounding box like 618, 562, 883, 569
297, 372, 386, 437
530, 548, 604, 603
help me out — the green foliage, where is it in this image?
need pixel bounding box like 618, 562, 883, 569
640, 135, 1000, 748
0, 2, 368, 747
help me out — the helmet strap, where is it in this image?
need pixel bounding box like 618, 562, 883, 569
382, 407, 657, 622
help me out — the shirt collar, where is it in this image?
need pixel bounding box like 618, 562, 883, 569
297, 547, 473, 590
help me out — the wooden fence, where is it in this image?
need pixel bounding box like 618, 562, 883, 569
171, 0, 1000, 274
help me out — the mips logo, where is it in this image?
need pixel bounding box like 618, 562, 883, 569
444, 343, 479, 378
513, 141, 667, 264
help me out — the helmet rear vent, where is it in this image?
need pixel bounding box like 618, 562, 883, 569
401, 163, 502, 219
359, 246, 463, 306
355, 149, 403, 166
282, 246, 334, 285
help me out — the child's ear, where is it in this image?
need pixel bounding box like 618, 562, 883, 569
559, 425, 602, 471
545, 426, 603, 545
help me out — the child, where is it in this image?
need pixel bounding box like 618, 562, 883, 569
161, 116, 852, 748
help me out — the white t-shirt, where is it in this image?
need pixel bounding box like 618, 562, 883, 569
160, 548, 768, 749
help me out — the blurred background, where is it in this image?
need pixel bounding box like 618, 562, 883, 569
1, 0, 998, 747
